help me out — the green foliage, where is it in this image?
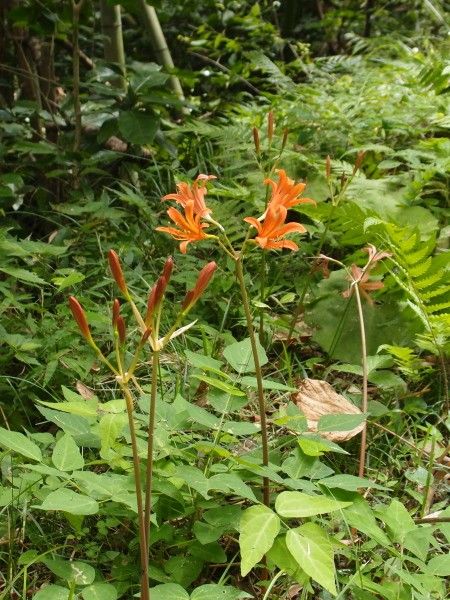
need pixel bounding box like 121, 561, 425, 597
1, 1, 449, 599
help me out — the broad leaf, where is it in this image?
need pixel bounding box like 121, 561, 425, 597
239, 505, 280, 576
318, 413, 367, 433
33, 585, 69, 600
341, 493, 390, 547
0, 427, 42, 461
81, 584, 118, 600
191, 584, 252, 599
171, 465, 210, 499
377, 499, 416, 544
37, 489, 99, 515
52, 434, 84, 472
192, 374, 245, 396
286, 523, 337, 596
267, 536, 308, 586
148, 584, 189, 600
118, 110, 159, 145
240, 376, 296, 391
427, 553, 450, 576
275, 491, 352, 518
319, 474, 386, 491
38, 400, 98, 418
44, 559, 95, 584
223, 338, 268, 373
0, 266, 47, 285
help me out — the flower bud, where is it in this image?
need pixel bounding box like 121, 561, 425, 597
108, 250, 128, 296
69, 296, 92, 342
326, 155, 331, 178
267, 111, 274, 143
182, 262, 217, 311
162, 256, 174, 282
353, 150, 366, 174
116, 315, 126, 345
252, 127, 260, 155
145, 276, 167, 325
281, 128, 289, 151
112, 299, 120, 329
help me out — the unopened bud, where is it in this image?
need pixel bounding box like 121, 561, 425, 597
183, 262, 217, 311
281, 128, 289, 151
112, 299, 120, 329
145, 276, 167, 325
116, 315, 126, 345
325, 155, 331, 178
267, 111, 274, 143
69, 296, 92, 342
353, 150, 366, 174
108, 250, 128, 296
252, 127, 260, 155
340, 173, 347, 187
162, 256, 174, 282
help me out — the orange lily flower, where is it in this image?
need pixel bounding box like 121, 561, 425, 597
156, 201, 210, 254
264, 169, 315, 212
163, 174, 216, 217
342, 264, 385, 305
244, 205, 306, 251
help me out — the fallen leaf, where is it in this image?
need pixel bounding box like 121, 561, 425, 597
76, 381, 96, 399
292, 378, 364, 442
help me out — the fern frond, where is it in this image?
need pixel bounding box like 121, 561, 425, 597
383, 222, 449, 355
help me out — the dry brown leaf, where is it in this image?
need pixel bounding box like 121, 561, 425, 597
76, 381, 96, 399
292, 378, 364, 442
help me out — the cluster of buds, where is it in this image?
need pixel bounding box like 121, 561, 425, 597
252, 111, 288, 158
69, 251, 217, 365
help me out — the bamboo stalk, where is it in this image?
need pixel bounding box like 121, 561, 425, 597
99, 0, 126, 89
138, 1, 185, 102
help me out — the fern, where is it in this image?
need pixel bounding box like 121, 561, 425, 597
383, 223, 450, 356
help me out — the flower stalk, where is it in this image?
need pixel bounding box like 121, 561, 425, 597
234, 255, 270, 506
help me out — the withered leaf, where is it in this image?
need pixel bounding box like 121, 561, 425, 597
293, 378, 364, 442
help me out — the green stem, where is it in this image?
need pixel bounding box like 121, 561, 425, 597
234, 256, 270, 506
259, 251, 266, 344
68, 581, 76, 600
120, 384, 150, 600
354, 284, 368, 479
144, 350, 159, 551
262, 570, 285, 600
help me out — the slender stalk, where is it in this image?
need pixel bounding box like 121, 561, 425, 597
258, 251, 267, 344
235, 256, 270, 506
120, 384, 150, 600
354, 284, 368, 478
262, 570, 285, 600
144, 349, 159, 550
